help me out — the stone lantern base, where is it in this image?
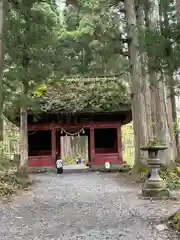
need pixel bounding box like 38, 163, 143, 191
141, 179, 170, 199
140, 144, 171, 199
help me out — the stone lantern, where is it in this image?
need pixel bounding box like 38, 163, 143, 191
140, 143, 170, 199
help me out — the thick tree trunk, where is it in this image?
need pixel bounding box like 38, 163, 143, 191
150, 77, 175, 164
166, 85, 177, 160
0, 0, 6, 142
147, 0, 175, 165
19, 8, 31, 168
159, 2, 179, 161
124, 0, 149, 171
173, 1, 180, 161
176, 0, 180, 16
170, 87, 180, 160
136, 3, 153, 141
19, 83, 28, 168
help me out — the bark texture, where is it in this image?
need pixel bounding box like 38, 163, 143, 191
136, 2, 153, 141
147, 0, 175, 165
0, 0, 6, 142
160, 3, 179, 161
19, 83, 28, 168
124, 0, 176, 169
124, 0, 149, 171
176, 0, 180, 16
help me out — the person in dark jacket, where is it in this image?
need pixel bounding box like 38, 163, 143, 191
56, 158, 64, 174
147, 171, 151, 179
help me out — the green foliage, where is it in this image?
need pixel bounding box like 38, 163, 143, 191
34, 85, 49, 97
132, 166, 180, 188
33, 77, 130, 113
0, 170, 31, 198
159, 166, 180, 190
4, 0, 129, 117
0, 155, 31, 198
147, 138, 165, 146
4, 0, 59, 115
169, 209, 180, 231
174, 210, 180, 230
63, 155, 88, 165
63, 156, 75, 165
139, 0, 180, 78
54, 0, 128, 76
3, 0, 180, 116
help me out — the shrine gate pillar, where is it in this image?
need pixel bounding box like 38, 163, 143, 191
90, 127, 95, 163
117, 126, 123, 163
51, 128, 56, 164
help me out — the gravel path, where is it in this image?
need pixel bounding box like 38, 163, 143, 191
0, 172, 179, 240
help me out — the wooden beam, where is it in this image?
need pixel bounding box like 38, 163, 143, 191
28, 122, 121, 131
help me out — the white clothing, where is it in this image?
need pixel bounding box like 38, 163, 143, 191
56, 159, 64, 168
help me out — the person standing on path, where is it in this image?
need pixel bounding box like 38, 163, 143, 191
56, 157, 64, 174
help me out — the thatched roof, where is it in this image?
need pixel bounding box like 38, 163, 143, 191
33, 76, 131, 114
7, 76, 131, 126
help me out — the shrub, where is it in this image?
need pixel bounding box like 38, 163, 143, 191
159, 166, 180, 190
0, 154, 31, 198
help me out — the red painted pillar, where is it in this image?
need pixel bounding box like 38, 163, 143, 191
117, 126, 123, 163
90, 127, 95, 162
59, 133, 61, 158
51, 128, 56, 164
56, 131, 61, 157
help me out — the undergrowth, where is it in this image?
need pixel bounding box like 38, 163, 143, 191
63, 156, 88, 165
130, 165, 180, 190
0, 155, 32, 198
128, 165, 180, 231
63, 156, 75, 165
169, 210, 180, 231
159, 167, 180, 231
159, 166, 180, 190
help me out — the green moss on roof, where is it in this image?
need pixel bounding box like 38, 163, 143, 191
33, 77, 131, 114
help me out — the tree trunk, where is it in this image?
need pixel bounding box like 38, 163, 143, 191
147, 0, 175, 165
174, 0, 180, 161
166, 85, 177, 160
176, 0, 180, 16
19, 7, 31, 168
0, 0, 6, 142
19, 83, 28, 168
124, 0, 149, 172
170, 85, 180, 160
136, 2, 153, 140
159, 1, 179, 161
150, 77, 175, 164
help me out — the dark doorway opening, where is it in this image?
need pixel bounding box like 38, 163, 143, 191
94, 128, 117, 154
28, 130, 51, 156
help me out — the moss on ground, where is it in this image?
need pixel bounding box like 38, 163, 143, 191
159, 166, 180, 190
0, 156, 32, 199
129, 165, 180, 190
128, 165, 150, 183
174, 210, 180, 230
0, 168, 32, 198
160, 167, 180, 231
168, 210, 180, 231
